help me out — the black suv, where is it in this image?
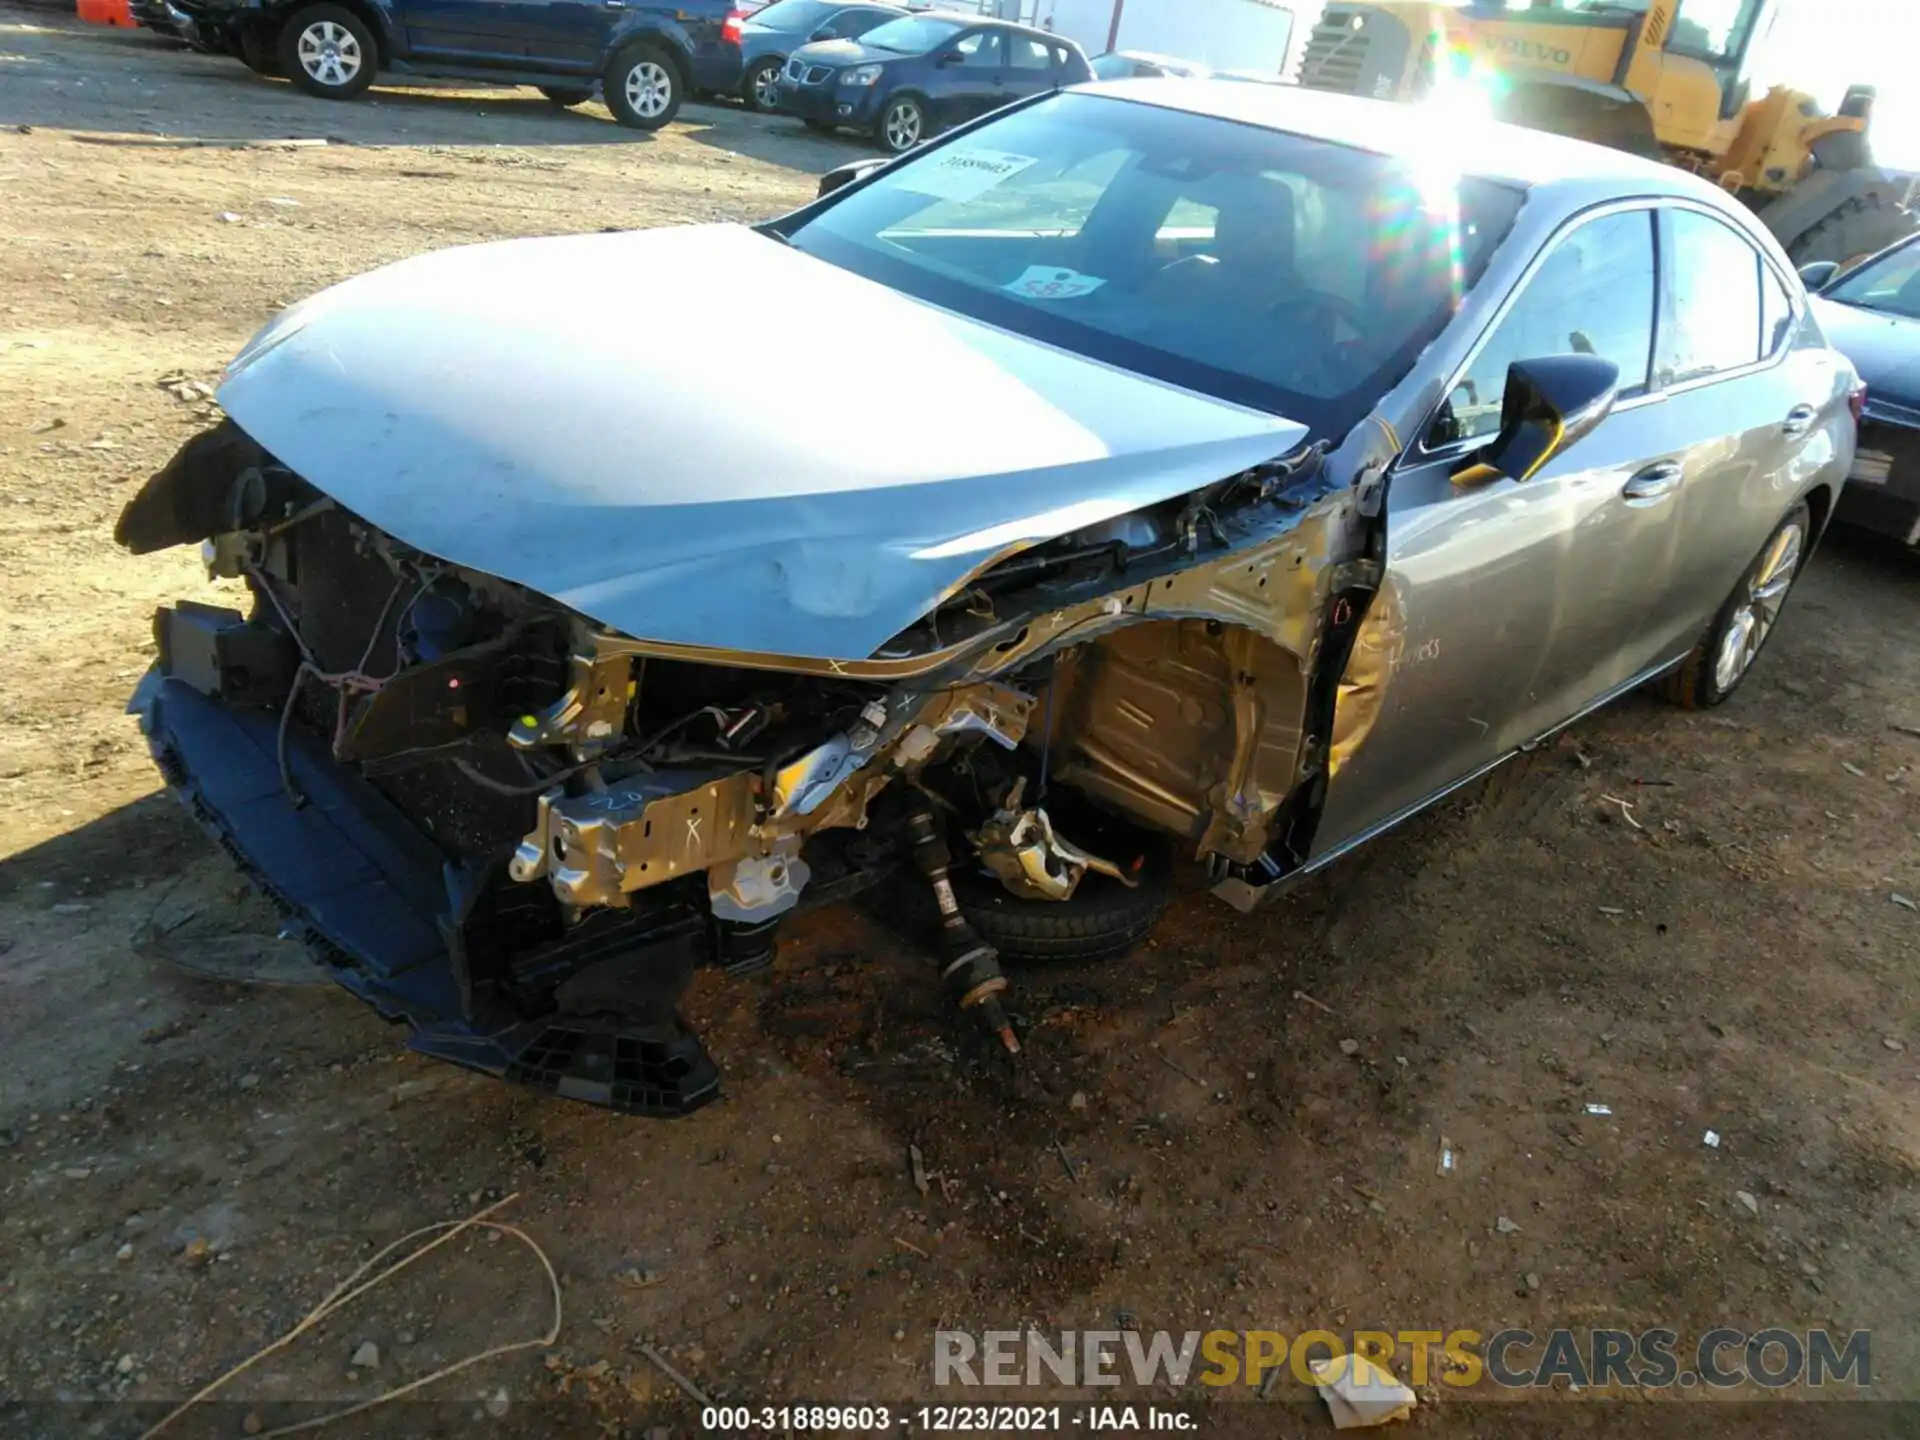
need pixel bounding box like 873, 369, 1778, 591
172, 0, 748, 128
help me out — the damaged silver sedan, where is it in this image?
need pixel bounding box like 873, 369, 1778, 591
118, 82, 1856, 1114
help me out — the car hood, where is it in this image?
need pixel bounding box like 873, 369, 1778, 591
789, 36, 892, 67
1812, 295, 1920, 407
217, 224, 1308, 661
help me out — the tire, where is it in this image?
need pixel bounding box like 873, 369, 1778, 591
936, 794, 1175, 963
951, 843, 1173, 964
1810, 129, 1872, 173
539, 85, 594, 108
604, 42, 683, 131
277, 3, 377, 100
1659, 502, 1811, 710
874, 93, 927, 155
743, 57, 782, 112
1790, 192, 1916, 268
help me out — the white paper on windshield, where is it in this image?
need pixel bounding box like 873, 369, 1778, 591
1005, 265, 1108, 301
896, 148, 1039, 202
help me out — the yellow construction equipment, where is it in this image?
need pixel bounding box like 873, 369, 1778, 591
1295, 0, 1915, 265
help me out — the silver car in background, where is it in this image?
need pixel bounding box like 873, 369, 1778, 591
117, 82, 1857, 1115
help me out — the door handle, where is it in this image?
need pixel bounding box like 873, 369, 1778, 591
1782, 404, 1817, 437
1621, 460, 1683, 502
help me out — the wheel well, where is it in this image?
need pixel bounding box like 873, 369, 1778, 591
612, 33, 690, 89
1804, 482, 1834, 540
272, 0, 389, 58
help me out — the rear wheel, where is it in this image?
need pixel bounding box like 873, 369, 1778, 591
604, 43, 682, 130
744, 57, 782, 112
1790, 190, 1915, 268
539, 84, 594, 108
277, 3, 376, 100
1660, 502, 1810, 709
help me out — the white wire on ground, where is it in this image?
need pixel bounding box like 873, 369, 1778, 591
138, 1191, 561, 1440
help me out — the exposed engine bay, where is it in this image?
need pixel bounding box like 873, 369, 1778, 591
117, 417, 1382, 1116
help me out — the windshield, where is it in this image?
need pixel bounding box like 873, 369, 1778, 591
780, 92, 1523, 435
751, 0, 846, 32
1826, 239, 1920, 320
859, 15, 966, 53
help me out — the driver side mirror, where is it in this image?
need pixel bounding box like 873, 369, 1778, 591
1452, 354, 1619, 487
1798, 260, 1840, 290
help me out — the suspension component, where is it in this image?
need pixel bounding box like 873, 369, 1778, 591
905, 808, 1019, 1056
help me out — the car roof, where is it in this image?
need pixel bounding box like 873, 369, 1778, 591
1083, 78, 1728, 203
906, 10, 1076, 42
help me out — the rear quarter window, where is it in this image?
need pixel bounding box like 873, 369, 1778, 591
1659, 208, 1764, 384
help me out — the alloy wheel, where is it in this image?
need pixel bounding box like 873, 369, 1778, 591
884, 101, 921, 152
753, 64, 780, 109
624, 60, 673, 119
296, 20, 361, 88
1713, 516, 1805, 693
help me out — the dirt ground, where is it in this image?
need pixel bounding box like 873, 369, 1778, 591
3, 9, 1919, 1438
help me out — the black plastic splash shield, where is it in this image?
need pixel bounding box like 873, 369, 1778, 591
132, 672, 721, 1117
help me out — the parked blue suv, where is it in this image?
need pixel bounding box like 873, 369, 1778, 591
772, 11, 1091, 152
170, 0, 749, 128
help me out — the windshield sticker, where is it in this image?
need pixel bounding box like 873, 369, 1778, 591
896, 148, 1039, 202
1005, 265, 1108, 301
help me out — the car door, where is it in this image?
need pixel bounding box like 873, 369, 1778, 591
403, 0, 528, 61
1317, 204, 1671, 853
1649, 205, 1849, 633
511, 0, 624, 66
932, 27, 1007, 126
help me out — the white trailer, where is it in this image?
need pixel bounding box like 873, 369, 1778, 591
958, 0, 1297, 76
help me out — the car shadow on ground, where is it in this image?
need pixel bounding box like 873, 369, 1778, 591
676, 100, 871, 168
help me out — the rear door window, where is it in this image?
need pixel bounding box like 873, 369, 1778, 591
1009, 36, 1052, 71
1431, 208, 1657, 445
1658, 208, 1763, 384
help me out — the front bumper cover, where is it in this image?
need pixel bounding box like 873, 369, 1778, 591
133, 670, 723, 1116
773, 79, 876, 126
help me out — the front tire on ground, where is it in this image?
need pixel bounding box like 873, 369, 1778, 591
277, 3, 377, 100
539, 85, 594, 108
1660, 501, 1811, 709
874, 93, 927, 154
604, 42, 683, 130
743, 57, 782, 112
